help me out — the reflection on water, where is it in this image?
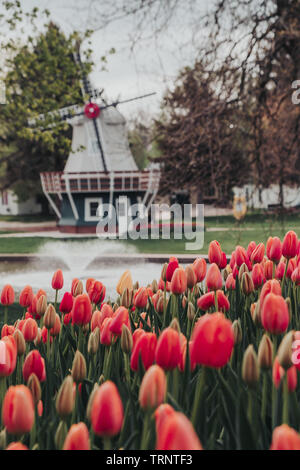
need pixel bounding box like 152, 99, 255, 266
0, 240, 163, 301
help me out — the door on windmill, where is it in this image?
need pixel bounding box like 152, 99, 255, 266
84, 198, 103, 222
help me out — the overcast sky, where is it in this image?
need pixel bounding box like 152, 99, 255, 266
4, 0, 211, 121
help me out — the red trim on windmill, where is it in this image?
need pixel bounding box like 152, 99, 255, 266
84, 102, 100, 119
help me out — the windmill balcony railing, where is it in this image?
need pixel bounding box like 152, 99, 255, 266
40, 170, 160, 195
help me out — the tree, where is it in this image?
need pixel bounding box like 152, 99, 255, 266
0, 5, 92, 205
153, 62, 250, 204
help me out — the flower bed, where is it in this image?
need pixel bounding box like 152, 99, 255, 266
0, 231, 300, 450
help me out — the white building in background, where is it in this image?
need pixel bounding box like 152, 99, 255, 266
0, 190, 41, 216
233, 184, 300, 210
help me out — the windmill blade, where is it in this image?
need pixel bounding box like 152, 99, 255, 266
99, 92, 156, 110
91, 117, 108, 172
28, 103, 84, 127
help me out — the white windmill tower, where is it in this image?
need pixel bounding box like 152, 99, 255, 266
29, 46, 160, 233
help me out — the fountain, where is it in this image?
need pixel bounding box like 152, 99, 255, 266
0, 239, 164, 301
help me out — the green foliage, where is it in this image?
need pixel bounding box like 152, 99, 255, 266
0, 5, 92, 202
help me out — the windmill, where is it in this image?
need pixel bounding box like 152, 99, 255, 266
29, 45, 160, 233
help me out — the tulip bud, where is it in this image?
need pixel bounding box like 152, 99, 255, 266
232, 319, 242, 345
99, 374, 105, 385
56, 375, 74, 418
34, 328, 42, 346
13, 329, 26, 356
223, 265, 232, 281
161, 263, 168, 282
0, 429, 6, 450
278, 331, 294, 370
86, 383, 99, 421
88, 331, 99, 355
55, 420, 68, 450
156, 295, 164, 314
242, 345, 260, 387
36, 295, 47, 317
113, 303, 119, 312
169, 318, 180, 334
27, 373, 41, 405
43, 304, 56, 330
251, 301, 262, 327
258, 334, 273, 369
187, 302, 196, 322
133, 281, 139, 291
151, 279, 158, 293
185, 265, 197, 289
286, 297, 292, 321
241, 272, 254, 295
121, 324, 133, 354
74, 280, 84, 297
182, 295, 187, 309
120, 288, 133, 308
238, 262, 249, 282
139, 365, 166, 410
71, 351, 86, 384
193, 285, 200, 298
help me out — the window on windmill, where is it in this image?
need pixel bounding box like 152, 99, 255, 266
90, 202, 99, 217
1, 191, 8, 206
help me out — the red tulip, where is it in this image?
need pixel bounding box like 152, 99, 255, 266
170, 267, 187, 295
86, 277, 95, 293
41, 326, 52, 345
88, 280, 106, 304
23, 350, 46, 383
192, 257, 207, 282
1, 284, 14, 305
51, 269, 64, 290
63, 422, 90, 450
50, 313, 61, 337
291, 267, 300, 286
1, 324, 15, 338
287, 366, 297, 392
252, 263, 264, 289
22, 318, 38, 343
208, 240, 222, 266
272, 357, 285, 389
130, 332, 157, 371
251, 243, 265, 264
0, 336, 17, 377
109, 307, 130, 337
166, 257, 179, 282
100, 318, 113, 346
91, 380, 124, 437
154, 404, 175, 435
6, 442, 28, 450
19, 286, 33, 308
235, 246, 250, 268
287, 258, 297, 279
197, 290, 229, 311
59, 292, 73, 314
264, 260, 273, 280
99, 303, 114, 326
246, 241, 256, 259
156, 411, 203, 450
259, 279, 281, 307
282, 231, 298, 259
132, 328, 146, 348
139, 364, 166, 409
133, 287, 148, 308
229, 252, 236, 270
225, 273, 236, 290
261, 293, 289, 335
155, 327, 181, 370
206, 263, 222, 291
2, 385, 34, 435
270, 424, 300, 450
190, 312, 234, 368
72, 294, 92, 326
266, 236, 282, 263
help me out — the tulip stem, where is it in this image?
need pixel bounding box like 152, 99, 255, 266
140, 411, 151, 450
282, 374, 289, 424
3, 306, 8, 326
54, 290, 58, 311
214, 291, 218, 312
281, 260, 289, 294
261, 372, 268, 423
103, 437, 111, 450
191, 367, 206, 427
